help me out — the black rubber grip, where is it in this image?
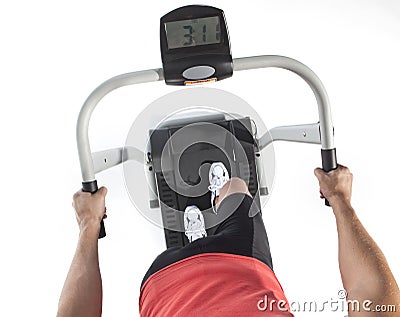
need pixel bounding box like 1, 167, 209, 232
321, 148, 338, 206
82, 180, 106, 239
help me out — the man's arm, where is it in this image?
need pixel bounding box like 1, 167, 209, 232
315, 166, 400, 316
57, 187, 108, 317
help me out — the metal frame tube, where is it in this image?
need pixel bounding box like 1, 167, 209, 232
233, 56, 335, 150
77, 69, 163, 182
259, 123, 321, 149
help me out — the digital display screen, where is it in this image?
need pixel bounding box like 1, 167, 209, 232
165, 16, 221, 49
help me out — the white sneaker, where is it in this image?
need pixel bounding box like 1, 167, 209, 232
184, 205, 207, 243
208, 162, 230, 214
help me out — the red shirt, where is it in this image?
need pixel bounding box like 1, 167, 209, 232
139, 253, 294, 316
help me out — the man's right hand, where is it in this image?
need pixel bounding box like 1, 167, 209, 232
314, 164, 353, 207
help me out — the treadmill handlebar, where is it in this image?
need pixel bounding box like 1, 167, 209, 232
82, 180, 106, 239
76, 55, 337, 223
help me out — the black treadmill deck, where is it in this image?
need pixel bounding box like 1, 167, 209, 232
149, 116, 261, 248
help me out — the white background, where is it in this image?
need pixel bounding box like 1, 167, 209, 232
1, 0, 399, 316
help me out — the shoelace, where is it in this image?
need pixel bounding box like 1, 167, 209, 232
208, 175, 222, 192
209, 177, 220, 214
185, 225, 206, 240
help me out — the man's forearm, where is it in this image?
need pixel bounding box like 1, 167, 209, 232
333, 200, 400, 316
57, 224, 102, 317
